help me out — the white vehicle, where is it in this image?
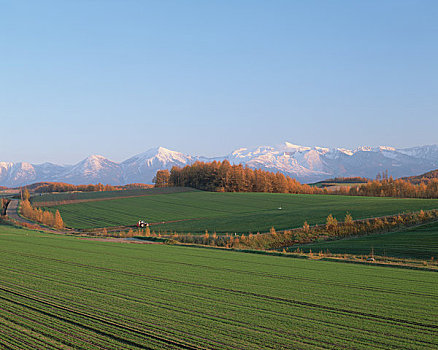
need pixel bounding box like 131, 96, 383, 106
137, 220, 149, 228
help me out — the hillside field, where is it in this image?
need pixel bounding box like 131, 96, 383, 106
31, 187, 195, 204
294, 220, 438, 260
45, 189, 438, 233
0, 224, 437, 349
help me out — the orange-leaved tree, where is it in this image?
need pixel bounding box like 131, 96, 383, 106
54, 210, 64, 229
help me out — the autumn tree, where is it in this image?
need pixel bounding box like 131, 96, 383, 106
155, 159, 438, 199
54, 210, 64, 229
325, 214, 338, 233
303, 221, 310, 233
344, 213, 353, 226
22, 188, 30, 201
154, 170, 171, 188
42, 211, 55, 227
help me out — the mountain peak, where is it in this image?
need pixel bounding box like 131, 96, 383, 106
1, 143, 438, 187
77, 155, 111, 170
126, 146, 188, 162
156, 146, 172, 153
378, 146, 396, 151
283, 141, 304, 149
278, 142, 311, 152
142, 146, 172, 155
85, 154, 107, 161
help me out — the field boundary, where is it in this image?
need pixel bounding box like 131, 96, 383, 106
318, 257, 438, 271
34, 193, 183, 207
167, 242, 438, 272
31, 187, 197, 207
293, 217, 438, 252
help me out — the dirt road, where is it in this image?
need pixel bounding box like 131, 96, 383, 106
6, 199, 35, 225
4, 199, 164, 243
6, 199, 64, 233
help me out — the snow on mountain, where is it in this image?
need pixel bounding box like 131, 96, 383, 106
121, 147, 194, 184
222, 142, 438, 182
1, 142, 438, 187
398, 145, 438, 162
58, 155, 123, 185
226, 144, 331, 182
279, 142, 312, 153
34, 163, 69, 180
0, 162, 37, 187
0, 162, 14, 182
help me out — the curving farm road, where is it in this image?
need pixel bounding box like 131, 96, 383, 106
4, 199, 156, 242
6, 199, 34, 225
6, 199, 64, 233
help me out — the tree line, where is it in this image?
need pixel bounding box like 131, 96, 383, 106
170, 209, 438, 252
353, 177, 438, 198
319, 176, 369, 183
154, 160, 438, 198
32, 183, 117, 193
154, 161, 325, 194
24, 182, 152, 193
20, 200, 64, 229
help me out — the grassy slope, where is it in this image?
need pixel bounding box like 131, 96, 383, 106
295, 220, 438, 260
48, 191, 438, 233
31, 186, 196, 204
0, 224, 437, 349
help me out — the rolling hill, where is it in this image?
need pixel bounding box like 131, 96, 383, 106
1, 224, 437, 349
402, 168, 438, 184
294, 220, 438, 260
43, 190, 438, 233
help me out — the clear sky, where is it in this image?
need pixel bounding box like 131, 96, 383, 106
1, 0, 437, 164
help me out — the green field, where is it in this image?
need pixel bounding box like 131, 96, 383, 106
47, 190, 438, 233
294, 220, 438, 260
31, 187, 195, 204
1, 224, 437, 349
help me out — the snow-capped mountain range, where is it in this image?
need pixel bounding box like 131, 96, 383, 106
1, 143, 438, 187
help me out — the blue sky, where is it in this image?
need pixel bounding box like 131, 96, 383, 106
1, 0, 437, 164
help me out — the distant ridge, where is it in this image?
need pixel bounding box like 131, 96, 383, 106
1, 143, 438, 187
402, 169, 438, 184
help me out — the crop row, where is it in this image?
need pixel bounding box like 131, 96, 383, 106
3, 245, 437, 306
31, 187, 196, 204
2, 251, 437, 328
1, 258, 436, 349
2, 254, 437, 329
45, 191, 438, 233
1, 226, 437, 349
0, 300, 120, 349
0, 285, 200, 350
297, 220, 438, 260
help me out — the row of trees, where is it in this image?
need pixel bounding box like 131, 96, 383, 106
321, 176, 369, 183
20, 200, 64, 229
29, 182, 151, 194
154, 161, 438, 198
32, 182, 118, 193
353, 178, 438, 198
94, 227, 153, 238
171, 209, 438, 250
154, 161, 326, 194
